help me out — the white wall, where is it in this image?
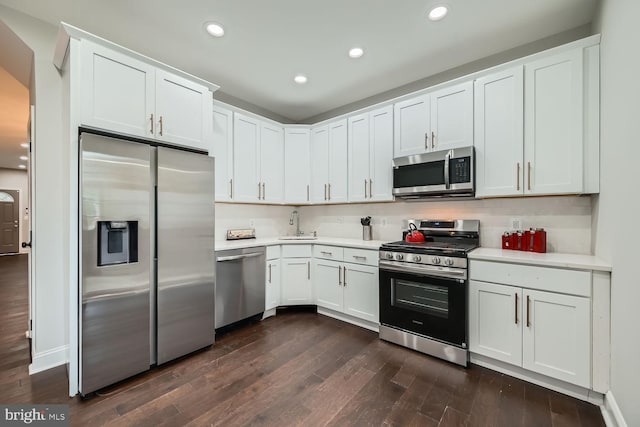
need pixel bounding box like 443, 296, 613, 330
0, 167, 29, 253
298, 196, 592, 254
0, 7, 68, 371
592, 0, 640, 425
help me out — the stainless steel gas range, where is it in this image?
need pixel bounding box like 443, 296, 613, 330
378, 219, 480, 367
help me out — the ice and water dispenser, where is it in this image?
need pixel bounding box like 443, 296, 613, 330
97, 221, 138, 266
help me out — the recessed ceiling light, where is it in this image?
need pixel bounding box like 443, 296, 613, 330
294, 74, 308, 84
19, 155, 28, 161
20, 143, 29, 148
349, 47, 364, 59
428, 5, 449, 21
18, 164, 26, 169
205, 22, 225, 37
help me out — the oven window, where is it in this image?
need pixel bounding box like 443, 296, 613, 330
392, 279, 449, 318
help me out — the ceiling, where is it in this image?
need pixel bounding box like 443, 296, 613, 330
0, 65, 29, 170
0, 0, 598, 122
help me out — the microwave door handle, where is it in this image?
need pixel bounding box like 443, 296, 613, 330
444, 151, 451, 189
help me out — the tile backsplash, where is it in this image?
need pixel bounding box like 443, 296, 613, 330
215, 195, 593, 254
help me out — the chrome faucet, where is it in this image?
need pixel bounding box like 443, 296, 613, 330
289, 210, 302, 236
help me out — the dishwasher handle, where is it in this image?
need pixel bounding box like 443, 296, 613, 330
216, 252, 264, 262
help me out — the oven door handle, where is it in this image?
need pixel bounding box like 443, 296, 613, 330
379, 260, 467, 281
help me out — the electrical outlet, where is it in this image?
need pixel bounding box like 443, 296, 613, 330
509, 218, 522, 231
249, 219, 255, 228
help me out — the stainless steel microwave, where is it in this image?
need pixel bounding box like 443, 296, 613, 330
392, 146, 474, 199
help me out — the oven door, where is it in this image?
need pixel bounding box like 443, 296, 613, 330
379, 261, 467, 347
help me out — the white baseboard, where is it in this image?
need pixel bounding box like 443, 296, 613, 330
29, 345, 68, 375
262, 308, 277, 319
316, 307, 379, 333
601, 391, 628, 427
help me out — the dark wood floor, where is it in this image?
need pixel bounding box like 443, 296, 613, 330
1, 254, 605, 426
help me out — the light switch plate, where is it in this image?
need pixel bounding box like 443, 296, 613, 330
509, 218, 522, 231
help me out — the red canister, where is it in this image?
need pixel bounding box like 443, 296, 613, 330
528, 228, 547, 253
502, 232, 512, 249
514, 231, 524, 251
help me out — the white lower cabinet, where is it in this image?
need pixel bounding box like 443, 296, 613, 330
281, 258, 313, 304
470, 268, 591, 388
314, 259, 342, 311
266, 259, 281, 311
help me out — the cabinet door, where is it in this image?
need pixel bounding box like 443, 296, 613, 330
343, 264, 378, 323
524, 50, 584, 195
474, 67, 525, 198
80, 40, 155, 138
233, 113, 261, 202
310, 126, 329, 203
260, 123, 284, 203
522, 289, 590, 388
393, 94, 430, 157
313, 259, 342, 311
155, 69, 212, 150
328, 120, 348, 203
469, 281, 523, 366
430, 81, 474, 152
212, 105, 233, 201
284, 128, 311, 204
266, 259, 281, 311
280, 258, 313, 304
348, 113, 370, 202
369, 106, 394, 202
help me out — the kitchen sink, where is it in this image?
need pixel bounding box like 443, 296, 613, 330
278, 236, 318, 240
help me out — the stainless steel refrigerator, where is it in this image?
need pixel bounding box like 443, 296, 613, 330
79, 130, 215, 395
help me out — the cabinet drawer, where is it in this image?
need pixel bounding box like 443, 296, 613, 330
469, 260, 591, 297
343, 248, 378, 267
266, 245, 281, 260
313, 245, 344, 261
281, 244, 312, 258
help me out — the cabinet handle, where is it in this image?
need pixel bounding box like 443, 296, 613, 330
324, 183, 327, 201
159, 116, 163, 136
258, 183, 261, 200
424, 132, 429, 150
431, 131, 435, 149
307, 185, 310, 201
338, 265, 342, 286
150, 113, 154, 134
364, 179, 368, 198
343, 268, 347, 286
516, 163, 520, 191
527, 162, 531, 191
328, 183, 331, 200
268, 264, 272, 283
262, 183, 265, 200
307, 261, 310, 280
320, 251, 333, 256
369, 179, 372, 198
526, 295, 531, 327
229, 179, 233, 199
514, 293, 518, 324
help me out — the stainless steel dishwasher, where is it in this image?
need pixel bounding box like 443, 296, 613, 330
215, 246, 266, 328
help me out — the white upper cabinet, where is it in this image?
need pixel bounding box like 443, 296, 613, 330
393, 82, 473, 158
80, 39, 213, 150
233, 113, 261, 203
348, 113, 371, 202
284, 128, 311, 204
310, 120, 348, 204
310, 126, 330, 203
430, 81, 474, 152
259, 123, 284, 203
474, 66, 525, 198
393, 94, 430, 157
524, 50, 584, 195
80, 40, 155, 138
212, 105, 234, 202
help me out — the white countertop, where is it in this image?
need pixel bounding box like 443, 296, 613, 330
215, 237, 386, 252
468, 248, 612, 272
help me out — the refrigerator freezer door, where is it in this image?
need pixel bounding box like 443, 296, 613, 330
80, 133, 152, 395
157, 147, 215, 364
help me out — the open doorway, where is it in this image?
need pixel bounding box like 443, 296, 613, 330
0, 19, 35, 371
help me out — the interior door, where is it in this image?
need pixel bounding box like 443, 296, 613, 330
157, 147, 215, 364
0, 189, 19, 254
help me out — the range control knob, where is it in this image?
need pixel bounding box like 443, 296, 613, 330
386, 253, 394, 260
444, 258, 454, 266
414, 255, 422, 262
431, 257, 441, 265
395, 254, 404, 261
